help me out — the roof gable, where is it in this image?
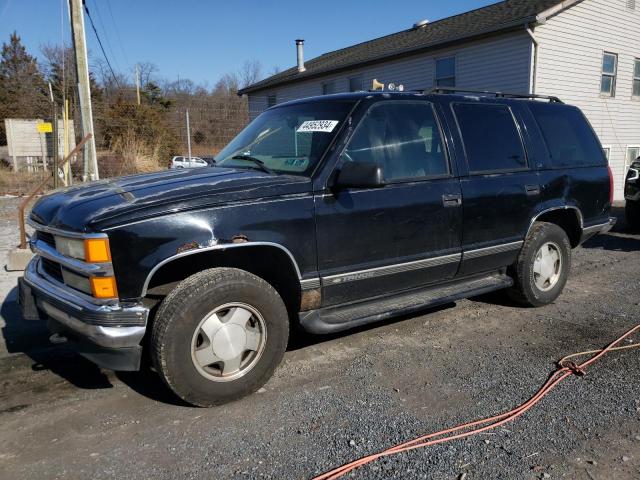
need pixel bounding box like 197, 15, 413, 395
240, 0, 580, 95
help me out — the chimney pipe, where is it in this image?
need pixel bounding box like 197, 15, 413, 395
296, 39, 306, 73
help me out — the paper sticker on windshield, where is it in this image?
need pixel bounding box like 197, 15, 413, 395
297, 120, 339, 133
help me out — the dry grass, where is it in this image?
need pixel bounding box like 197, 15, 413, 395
0, 164, 49, 196
107, 132, 162, 176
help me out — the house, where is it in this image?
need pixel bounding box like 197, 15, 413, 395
238, 0, 640, 200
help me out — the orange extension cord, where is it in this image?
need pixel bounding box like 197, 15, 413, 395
312, 323, 640, 480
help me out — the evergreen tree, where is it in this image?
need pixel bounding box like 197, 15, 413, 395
0, 31, 50, 143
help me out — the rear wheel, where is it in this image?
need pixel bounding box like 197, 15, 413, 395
151, 268, 289, 406
508, 222, 571, 307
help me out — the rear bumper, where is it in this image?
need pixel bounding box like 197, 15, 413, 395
580, 217, 616, 244
20, 257, 148, 370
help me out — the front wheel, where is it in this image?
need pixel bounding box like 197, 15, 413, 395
507, 222, 571, 307
151, 268, 289, 406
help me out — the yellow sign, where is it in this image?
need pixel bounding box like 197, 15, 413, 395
37, 122, 53, 133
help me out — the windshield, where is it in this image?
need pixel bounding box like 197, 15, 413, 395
216, 101, 356, 175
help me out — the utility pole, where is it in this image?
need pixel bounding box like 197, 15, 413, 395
63, 99, 72, 186
135, 64, 141, 106
186, 109, 192, 167
48, 82, 59, 188
69, 0, 99, 181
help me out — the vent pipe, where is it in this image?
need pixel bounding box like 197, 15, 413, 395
296, 39, 306, 73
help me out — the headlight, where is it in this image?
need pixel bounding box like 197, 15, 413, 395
54, 236, 85, 260
54, 236, 112, 263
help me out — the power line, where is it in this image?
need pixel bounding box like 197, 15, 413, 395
105, 0, 130, 70
83, 1, 119, 86
90, 0, 122, 73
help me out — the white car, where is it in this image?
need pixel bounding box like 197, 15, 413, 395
170, 156, 208, 169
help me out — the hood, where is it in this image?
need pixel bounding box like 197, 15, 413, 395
30, 167, 312, 232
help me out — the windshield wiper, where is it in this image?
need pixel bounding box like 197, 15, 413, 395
231, 155, 274, 174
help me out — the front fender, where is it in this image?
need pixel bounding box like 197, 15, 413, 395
106, 196, 316, 300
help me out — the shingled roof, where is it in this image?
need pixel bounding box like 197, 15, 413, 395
239, 0, 579, 95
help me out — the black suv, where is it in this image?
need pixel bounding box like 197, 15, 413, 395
625, 158, 640, 228
20, 90, 615, 406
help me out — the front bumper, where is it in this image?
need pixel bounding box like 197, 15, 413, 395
20, 257, 149, 370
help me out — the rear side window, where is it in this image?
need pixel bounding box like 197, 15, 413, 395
453, 103, 527, 174
528, 103, 606, 167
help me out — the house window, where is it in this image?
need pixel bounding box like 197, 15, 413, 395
267, 94, 277, 108
349, 76, 363, 92
627, 146, 640, 173
633, 58, 640, 97
435, 57, 456, 87
322, 81, 336, 95
600, 52, 617, 97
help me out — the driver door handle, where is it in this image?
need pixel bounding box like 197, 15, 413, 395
525, 184, 541, 196
442, 193, 462, 207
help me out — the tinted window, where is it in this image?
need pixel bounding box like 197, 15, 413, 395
454, 103, 527, 173
529, 103, 606, 167
344, 102, 448, 181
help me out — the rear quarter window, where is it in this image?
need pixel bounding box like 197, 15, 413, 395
528, 103, 606, 168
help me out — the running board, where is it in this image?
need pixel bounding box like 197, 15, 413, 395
299, 273, 513, 334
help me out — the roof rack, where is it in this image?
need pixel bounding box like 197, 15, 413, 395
425, 87, 563, 103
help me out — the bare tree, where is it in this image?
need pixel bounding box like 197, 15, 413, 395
136, 62, 158, 87
238, 59, 263, 89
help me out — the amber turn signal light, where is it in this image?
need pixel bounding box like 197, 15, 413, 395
90, 276, 118, 299
84, 238, 112, 263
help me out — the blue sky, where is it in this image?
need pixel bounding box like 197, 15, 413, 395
1, 0, 497, 87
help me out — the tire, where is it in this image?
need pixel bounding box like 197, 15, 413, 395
151, 267, 289, 407
626, 201, 640, 230
507, 222, 571, 307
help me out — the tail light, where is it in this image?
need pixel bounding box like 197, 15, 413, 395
607, 165, 614, 204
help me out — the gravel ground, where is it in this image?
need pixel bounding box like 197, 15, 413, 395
0, 196, 639, 480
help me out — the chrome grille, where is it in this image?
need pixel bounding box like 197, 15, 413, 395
37, 230, 56, 248
41, 257, 64, 283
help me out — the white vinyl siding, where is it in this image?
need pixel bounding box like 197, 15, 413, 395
248, 32, 532, 118
535, 0, 640, 200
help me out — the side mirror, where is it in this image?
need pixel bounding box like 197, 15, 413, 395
334, 161, 385, 189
